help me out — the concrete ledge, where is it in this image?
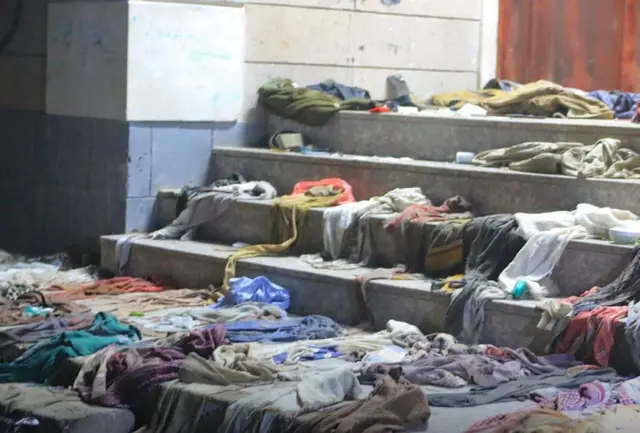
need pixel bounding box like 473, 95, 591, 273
101, 235, 544, 348
267, 112, 640, 161
189, 199, 631, 297
102, 236, 364, 326
211, 147, 640, 216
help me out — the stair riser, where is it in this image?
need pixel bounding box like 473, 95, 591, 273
102, 238, 361, 325
212, 150, 640, 222
101, 236, 538, 348
268, 113, 640, 161
195, 200, 631, 297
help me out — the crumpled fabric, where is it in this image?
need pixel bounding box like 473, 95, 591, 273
0, 266, 97, 301
625, 301, 640, 371
499, 203, 640, 299
115, 233, 148, 276
515, 203, 640, 241
213, 276, 290, 311
224, 315, 344, 343
445, 215, 524, 344
532, 299, 574, 354
348, 188, 430, 265
222, 179, 354, 291
322, 200, 376, 260
384, 196, 474, 227
308, 187, 429, 266
532, 377, 640, 413
0, 312, 140, 384
149, 181, 277, 240
481, 80, 613, 119
365, 344, 571, 389
587, 90, 640, 119
290, 373, 430, 433
428, 368, 620, 408
74, 345, 186, 409
179, 346, 281, 386
189, 302, 286, 324
537, 299, 574, 331
307, 79, 370, 100
472, 138, 640, 178
74, 326, 227, 409
498, 230, 576, 299
464, 407, 600, 433
483, 78, 522, 92
556, 306, 628, 366
258, 77, 376, 126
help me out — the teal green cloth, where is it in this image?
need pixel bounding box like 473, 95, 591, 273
0, 312, 140, 384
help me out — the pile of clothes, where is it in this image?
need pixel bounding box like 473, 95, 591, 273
471, 138, 640, 179
1, 255, 639, 433
259, 74, 640, 125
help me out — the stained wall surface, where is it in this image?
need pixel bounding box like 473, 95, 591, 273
498, 0, 640, 92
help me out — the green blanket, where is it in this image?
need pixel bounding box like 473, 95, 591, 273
258, 78, 376, 126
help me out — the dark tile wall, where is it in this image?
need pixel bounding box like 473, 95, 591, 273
0, 110, 128, 254
0, 1, 268, 253
0, 111, 263, 253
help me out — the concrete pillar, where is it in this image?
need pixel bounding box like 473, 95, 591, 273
41, 0, 246, 241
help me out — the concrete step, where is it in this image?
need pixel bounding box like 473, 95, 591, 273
100, 235, 634, 373
103, 234, 545, 349
211, 146, 640, 215
153, 197, 633, 298
267, 111, 640, 161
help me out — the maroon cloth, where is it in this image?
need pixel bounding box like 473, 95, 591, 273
176, 324, 228, 358
81, 325, 228, 411
93, 346, 185, 409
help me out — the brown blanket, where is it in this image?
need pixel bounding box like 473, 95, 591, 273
290, 375, 430, 433
481, 80, 613, 119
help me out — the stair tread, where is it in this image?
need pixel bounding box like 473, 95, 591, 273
314, 110, 640, 131
103, 235, 545, 318
214, 146, 640, 185
191, 197, 634, 255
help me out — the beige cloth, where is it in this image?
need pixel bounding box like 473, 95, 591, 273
472, 138, 640, 178
72, 289, 208, 318
481, 80, 613, 119
472, 405, 640, 433
178, 345, 281, 386
595, 404, 640, 431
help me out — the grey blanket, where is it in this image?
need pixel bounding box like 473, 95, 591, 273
426, 367, 620, 407
445, 215, 524, 343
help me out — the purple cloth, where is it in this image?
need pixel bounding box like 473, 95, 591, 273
94, 346, 185, 409
77, 326, 228, 412
175, 325, 227, 358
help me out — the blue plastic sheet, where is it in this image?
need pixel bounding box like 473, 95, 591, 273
213, 276, 291, 311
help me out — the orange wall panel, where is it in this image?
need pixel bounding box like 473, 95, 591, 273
498, 0, 639, 91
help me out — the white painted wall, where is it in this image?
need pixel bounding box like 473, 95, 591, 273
11, 0, 497, 122
46, 1, 245, 121
236, 0, 499, 124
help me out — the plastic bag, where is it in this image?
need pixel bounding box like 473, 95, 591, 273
214, 276, 290, 311
291, 178, 355, 205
